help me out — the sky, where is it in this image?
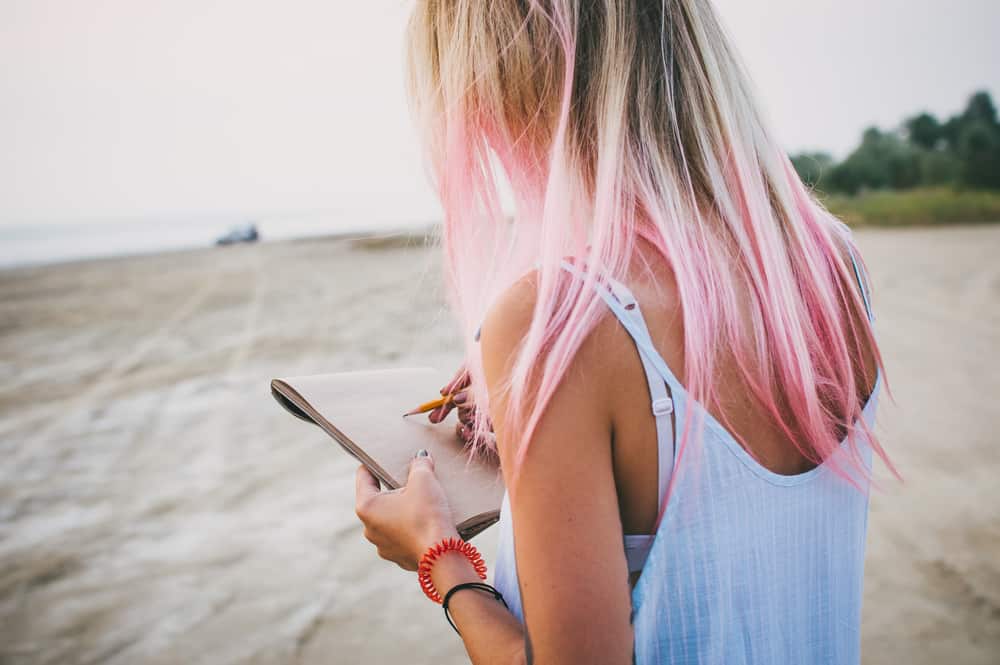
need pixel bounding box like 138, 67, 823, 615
1, 0, 997, 227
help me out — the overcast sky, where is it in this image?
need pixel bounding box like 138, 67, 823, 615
1, 0, 997, 227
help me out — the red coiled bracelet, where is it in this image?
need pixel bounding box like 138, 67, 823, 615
417, 536, 488, 603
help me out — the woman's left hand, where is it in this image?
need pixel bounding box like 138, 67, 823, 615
354, 451, 459, 571
426, 365, 496, 447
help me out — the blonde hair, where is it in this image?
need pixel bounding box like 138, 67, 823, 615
406, 0, 893, 507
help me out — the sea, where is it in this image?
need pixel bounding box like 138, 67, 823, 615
0, 213, 435, 270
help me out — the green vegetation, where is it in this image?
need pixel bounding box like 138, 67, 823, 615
821, 187, 1000, 227
791, 90, 1000, 225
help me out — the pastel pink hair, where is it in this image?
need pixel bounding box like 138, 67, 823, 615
406, 0, 896, 517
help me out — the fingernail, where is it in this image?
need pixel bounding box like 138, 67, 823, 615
453, 390, 467, 404
414, 449, 429, 458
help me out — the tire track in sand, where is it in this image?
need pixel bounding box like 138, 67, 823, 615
21, 270, 223, 453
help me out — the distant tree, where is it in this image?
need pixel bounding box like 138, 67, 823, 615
941, 91, 1000, 156
790, 152, 835, 188
957, 120, 1000, 189
804, 89, 1000, 194
905, 113, 942, 150
918, 149, 960, 186
941, 115, 964, 151
962, 90, 999, 127
827, 127, 922, 194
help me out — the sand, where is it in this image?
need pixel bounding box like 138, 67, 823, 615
0, 226, 997, 664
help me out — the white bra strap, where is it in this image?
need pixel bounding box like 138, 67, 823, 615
624, 534, 655, 573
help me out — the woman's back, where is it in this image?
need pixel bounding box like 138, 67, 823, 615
628, 387, 878, 664
492, 229, 881, 663
610, 234, 881, 538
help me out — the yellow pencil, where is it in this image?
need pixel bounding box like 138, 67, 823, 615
402, 393, 456, 417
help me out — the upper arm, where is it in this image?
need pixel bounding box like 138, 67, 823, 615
479, 276, 635, 665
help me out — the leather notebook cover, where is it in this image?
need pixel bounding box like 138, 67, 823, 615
271, 367, 503, 540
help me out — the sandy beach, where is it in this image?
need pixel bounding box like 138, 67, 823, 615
1, 226, 998, 665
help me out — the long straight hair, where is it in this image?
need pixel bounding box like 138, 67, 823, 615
406, 0, 895, 514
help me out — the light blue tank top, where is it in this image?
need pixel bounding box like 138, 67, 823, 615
491, 239, 881, 664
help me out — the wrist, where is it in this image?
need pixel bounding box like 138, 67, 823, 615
429, 549, 483, 596
412, 523, 459, 565
416, 535, 488, 603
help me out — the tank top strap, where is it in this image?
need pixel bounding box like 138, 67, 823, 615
832, 222, 875, 325
558, 260, 687, 398
845, 242, 874, 324
558, 259, 679, 508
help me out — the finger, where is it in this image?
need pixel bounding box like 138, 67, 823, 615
427, 402, 455, 424
407, 449, 436, 480
440, 373, 459, 395
451, 366, 469, 390
355, 465, 380, 506
457, 405, 474, 426
441, 367, 470, 395
427, 405, 445, 423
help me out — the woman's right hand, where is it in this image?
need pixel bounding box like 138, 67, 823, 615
427, 365, 494, 446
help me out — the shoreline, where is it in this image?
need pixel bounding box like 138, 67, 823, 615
3, 219, 998, 275
0, 224, 439, 274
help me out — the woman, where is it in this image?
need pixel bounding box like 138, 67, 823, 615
353, 1, 895, 663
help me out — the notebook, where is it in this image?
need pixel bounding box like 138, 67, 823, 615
271, 367, 503, 540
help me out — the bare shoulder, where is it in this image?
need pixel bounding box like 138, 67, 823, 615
478, 269, 621, 460
478, 270, 539, 372
479, 268, 625, 375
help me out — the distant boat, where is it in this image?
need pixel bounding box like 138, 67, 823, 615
216, 223, 259, 246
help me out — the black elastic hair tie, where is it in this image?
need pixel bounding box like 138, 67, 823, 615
442, 582, 508, 635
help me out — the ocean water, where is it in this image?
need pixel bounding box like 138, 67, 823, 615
0, 214, 433, 269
